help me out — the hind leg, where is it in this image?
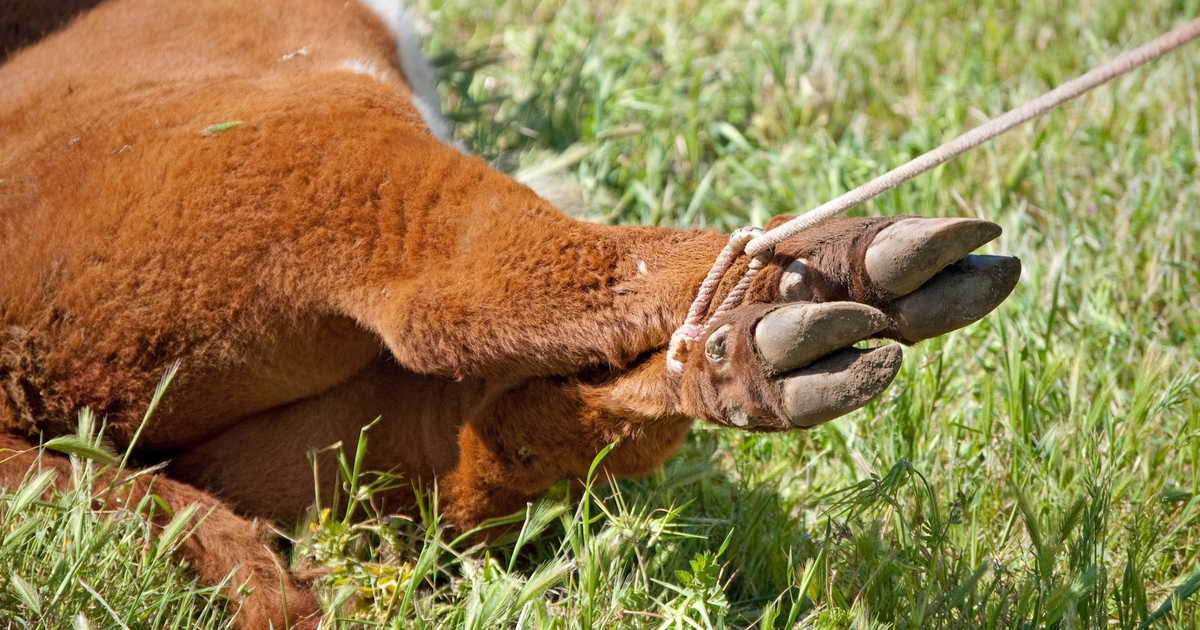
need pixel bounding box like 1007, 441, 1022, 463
169, 356, 695, 532
0, 433, 321, 629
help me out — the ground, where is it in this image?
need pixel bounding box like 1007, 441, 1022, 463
1, 0, 1199, 627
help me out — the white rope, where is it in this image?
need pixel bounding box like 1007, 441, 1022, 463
666, 16, 1200, 376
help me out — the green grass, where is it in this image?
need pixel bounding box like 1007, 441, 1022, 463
4, 0, 1200, 627
0, 410, 228, 629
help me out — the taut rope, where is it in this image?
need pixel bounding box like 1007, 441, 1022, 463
666, 16, 1200, 376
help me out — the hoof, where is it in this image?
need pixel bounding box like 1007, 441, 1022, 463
754, 302, 887, 374
779, 344, 903, 428
891, 254, 1021, 342
865, 217, 1002, 297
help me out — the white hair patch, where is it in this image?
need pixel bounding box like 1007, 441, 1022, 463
353, 0, 454, 143
339, 58, 389, 81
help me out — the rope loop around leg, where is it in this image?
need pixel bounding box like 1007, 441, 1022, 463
665, 227, 761, 376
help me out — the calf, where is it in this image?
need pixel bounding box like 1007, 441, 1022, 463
0, 0, 1019, 626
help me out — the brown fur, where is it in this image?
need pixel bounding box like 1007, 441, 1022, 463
0, 0, 918, 625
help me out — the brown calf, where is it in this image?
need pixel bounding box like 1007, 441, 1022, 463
0, 0, 1019, 626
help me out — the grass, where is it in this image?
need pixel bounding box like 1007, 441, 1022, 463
0, 410, 228, 629
3, 0, 1200, 627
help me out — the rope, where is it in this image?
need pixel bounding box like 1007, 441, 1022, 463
665, 226, 760, 375
666, 16, 1200, 376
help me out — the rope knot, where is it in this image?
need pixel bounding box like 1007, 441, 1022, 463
728, 226, 762, 252
666, 323, 705, 376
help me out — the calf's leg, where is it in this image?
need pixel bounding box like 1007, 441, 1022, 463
169, 357, 693, 531
173, 215, 1021, 531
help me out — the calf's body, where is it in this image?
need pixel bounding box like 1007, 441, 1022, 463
0, 0, 1020, 626
1, 0, 720, 496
